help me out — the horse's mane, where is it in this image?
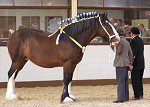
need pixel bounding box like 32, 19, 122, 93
62, 12, 99, 37
64, 18, 98, 38
49, 12, 106, 44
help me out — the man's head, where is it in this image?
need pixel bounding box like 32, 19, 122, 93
137, 23, 144, 32
31, 23, 39, 30
109, 17, 116, 25
130, 27, 140, 37
123, 25, 130, 33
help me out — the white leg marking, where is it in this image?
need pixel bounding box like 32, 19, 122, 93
68, 82, 71, 95
107, 21, 120, 41
63, 97, 74, 103
5, 70, 18, 100
68, 82, 75, 99
63, 82, 75, 103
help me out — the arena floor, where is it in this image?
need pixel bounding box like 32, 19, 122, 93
0, 84, 150, 107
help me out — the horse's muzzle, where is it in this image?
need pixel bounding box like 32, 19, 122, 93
109, 35, 120, 43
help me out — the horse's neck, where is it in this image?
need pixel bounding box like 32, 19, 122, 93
78, 30, 97, 46
64, 18, 99, 47
80, 18, 99, 46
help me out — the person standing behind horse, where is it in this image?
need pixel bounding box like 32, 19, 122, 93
109, 17, 116, 25
123, 25, 131, 42
130, 27, 145, 100
18, 25, 25, 30
31, 23, 44, 33
111, 34, 133, 103
137, 23, 150, 43
31, 23, 39, 30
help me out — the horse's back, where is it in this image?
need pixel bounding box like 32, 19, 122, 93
7, 28, 49, 60
8, 28, 62, 67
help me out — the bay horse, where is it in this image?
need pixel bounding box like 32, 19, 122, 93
5, 12, 120, 103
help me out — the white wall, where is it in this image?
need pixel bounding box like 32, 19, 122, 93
0, 9, 68, 31
0, 45, 150, 82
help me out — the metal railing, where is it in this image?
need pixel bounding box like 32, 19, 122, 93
0, 38, 9, 46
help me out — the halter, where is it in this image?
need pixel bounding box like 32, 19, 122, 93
99, 17, 117, 41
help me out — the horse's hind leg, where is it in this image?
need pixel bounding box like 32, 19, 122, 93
61, 63, 76, 103
5, 67, 18, 100
5, 59, 27, 100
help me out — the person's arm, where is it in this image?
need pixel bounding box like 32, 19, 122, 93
110, 42, 118, 51
129, 46, 134, 64
130, 39, 138, 58
115, 42, 123, 55
110, 43, 115, 51
128, 46, 134, 71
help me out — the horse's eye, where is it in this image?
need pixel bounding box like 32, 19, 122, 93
105, 21, 109, 26
105, 20, 109, 25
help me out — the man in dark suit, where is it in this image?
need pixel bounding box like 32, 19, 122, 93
130, 27, 145, 100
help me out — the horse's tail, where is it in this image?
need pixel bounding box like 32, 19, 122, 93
7, 30, 23, 61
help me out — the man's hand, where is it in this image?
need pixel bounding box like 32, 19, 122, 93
111, 41, 120, 46
129, 65, 133, 71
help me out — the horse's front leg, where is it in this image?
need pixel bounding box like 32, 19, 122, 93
61, 64, 76, 103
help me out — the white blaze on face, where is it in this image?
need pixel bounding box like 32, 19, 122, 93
99, 17, 120, 41
5, 70, 18, 100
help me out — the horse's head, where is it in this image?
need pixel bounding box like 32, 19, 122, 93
97, 13, 120, 43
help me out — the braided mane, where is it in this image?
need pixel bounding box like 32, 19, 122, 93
61, 12, 100, 38
49, 12, 102, 44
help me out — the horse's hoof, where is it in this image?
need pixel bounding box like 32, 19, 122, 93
63, 97, 75, 103
5, 94, 19, 100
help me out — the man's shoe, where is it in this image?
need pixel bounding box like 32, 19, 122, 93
131, 96, 141, 100
113, 100, 124, 103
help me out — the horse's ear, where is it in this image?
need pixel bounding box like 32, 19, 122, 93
101, 13, 105, 19
105, 13, 108, 18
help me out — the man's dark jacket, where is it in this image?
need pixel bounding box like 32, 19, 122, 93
130, 36, 145, 69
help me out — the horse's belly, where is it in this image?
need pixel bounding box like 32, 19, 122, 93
32, 60, 62, 68
29, 57, 63, 68
26, 47, 63, 68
